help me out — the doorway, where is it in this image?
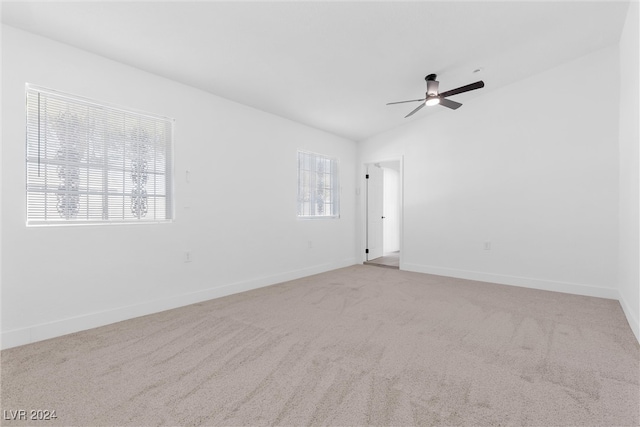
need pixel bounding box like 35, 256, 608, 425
365, 160, 401, 269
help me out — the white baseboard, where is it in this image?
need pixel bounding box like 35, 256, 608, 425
617, 291, 640, 343
5, 259, 636, 349
401, 263, 620, 300
1, 258, 357, 350
402, 263, 639, 344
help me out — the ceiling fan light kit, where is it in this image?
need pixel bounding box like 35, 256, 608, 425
425, 97, 440, 106
387, 74, 485, 118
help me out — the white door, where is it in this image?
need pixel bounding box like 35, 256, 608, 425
383, 167, 400, 253
366, 164, 384, 260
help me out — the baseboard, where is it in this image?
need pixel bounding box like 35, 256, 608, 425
617, 290, 640, 343
1, 258, 357, 350
401, 262, 640, 344
401, 263, 620, 300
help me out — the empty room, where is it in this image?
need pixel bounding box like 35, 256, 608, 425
1, 1, 638, 426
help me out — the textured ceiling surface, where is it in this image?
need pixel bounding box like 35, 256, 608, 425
1, 1, 630, 141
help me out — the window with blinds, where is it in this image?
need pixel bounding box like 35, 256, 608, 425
25, 85, 174, 225
297, 150, 339, 218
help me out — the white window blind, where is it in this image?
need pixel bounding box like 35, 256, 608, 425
297, 150, 339, 218
25, 85, 174, 225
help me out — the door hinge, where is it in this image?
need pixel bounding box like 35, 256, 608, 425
365, 174, 369, 179
365, 249, 369, 254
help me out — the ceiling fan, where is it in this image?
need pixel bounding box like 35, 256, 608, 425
387, 74, 485, 118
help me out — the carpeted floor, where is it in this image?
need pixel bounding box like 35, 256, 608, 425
1, 265, 638, 426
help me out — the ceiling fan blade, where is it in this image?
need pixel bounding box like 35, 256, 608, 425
404, 102, 425, 118
386, 98, 425, 105
439, 80, 485, 98
439, 98, 462, 110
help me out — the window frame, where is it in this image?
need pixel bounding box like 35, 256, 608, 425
24, 84, 175, 226
296, 150, 340, 219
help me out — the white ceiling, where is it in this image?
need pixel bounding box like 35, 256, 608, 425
1, 1, 630, 141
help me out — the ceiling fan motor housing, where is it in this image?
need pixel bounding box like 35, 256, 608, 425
425, 74, 439, 96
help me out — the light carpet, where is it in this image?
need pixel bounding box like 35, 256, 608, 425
1, 265, 638, 426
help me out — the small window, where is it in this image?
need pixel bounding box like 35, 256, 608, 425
25, 85, 173, 225
297, 150, 339, 218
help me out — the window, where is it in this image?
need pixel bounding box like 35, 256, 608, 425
297, 150, 339, 218
25, 85, 173, 225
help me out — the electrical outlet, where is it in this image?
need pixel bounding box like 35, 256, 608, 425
484, 241, 491, 251
308, 241, 313, 249
184, 251, 192, 262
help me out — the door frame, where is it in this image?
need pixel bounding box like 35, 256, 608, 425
362, 156, 404, 267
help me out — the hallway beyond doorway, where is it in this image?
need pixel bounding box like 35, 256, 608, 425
364, 251, 399, 269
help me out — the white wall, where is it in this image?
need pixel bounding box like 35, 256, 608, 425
359, 46, 621, 300
618, 1, 640, 341
1, 26, 357, 349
